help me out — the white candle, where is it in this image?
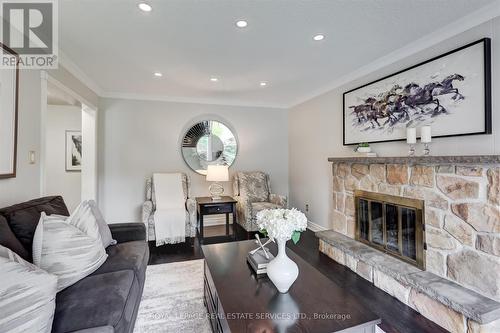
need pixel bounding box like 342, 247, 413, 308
421, 126, 432, 143
406, 127, 416, 144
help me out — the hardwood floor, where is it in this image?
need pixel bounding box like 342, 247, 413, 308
148, 225, 448, 333
148, 224, 244, 265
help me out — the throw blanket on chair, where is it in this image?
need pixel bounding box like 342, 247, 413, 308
153, 173, 186, 246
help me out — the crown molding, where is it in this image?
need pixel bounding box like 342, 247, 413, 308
58, 50, 104, 96
100, 91, 288, 109
286, 1, 500, 108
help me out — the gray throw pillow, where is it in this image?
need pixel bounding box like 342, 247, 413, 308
33, 213, 108, 291
88, 200, 116, 248
0, 245, 57, 333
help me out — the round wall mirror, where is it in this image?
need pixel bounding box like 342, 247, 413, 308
181, 120, 237, 175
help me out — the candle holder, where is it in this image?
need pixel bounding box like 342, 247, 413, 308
408, 144, 416, 156
420, 126, 432, 156
423, 143, 431, 156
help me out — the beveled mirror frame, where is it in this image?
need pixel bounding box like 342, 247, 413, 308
180, 119, 238, 175
0, 43, 19, 179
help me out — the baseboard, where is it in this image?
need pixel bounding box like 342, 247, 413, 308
307, 220, 327, 232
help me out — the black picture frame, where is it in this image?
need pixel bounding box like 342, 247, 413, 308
0, 43, 19, 179
65, 130, 82, 172
343, 38, 492, 146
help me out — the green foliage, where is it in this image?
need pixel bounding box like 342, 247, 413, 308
260, 229, 268, 237
358, 142, 370, 148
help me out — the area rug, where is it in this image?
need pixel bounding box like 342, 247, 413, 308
134, 259, 212, 333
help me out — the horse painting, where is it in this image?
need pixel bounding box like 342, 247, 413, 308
349, 73, 465, 131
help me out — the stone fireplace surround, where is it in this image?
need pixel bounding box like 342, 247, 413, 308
317, 155, 500, 333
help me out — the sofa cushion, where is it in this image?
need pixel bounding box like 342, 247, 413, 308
0, 196, 69, 259
0, 215, 29, 260
53, 270, 139, 333
91, 241, 149, 286
109, 223, 147, 243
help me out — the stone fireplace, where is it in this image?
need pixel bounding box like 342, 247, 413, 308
317, 156, 500, 333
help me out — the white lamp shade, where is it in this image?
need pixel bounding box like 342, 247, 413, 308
206, 165, 229, 182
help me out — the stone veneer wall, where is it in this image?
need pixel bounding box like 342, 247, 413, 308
331, 162, 500, 301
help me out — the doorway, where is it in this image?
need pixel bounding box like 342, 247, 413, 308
40, 72, 98, 211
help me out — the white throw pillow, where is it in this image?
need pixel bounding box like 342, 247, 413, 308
0, 245, 57, 333
88, 200, 116, 247
33, 212, 108, 291
68, 200, 116, 248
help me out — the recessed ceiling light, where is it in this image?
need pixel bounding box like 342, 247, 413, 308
153, 72, 162, 77
210, 77, 219, 82
313, 34, 325, 41
236, 20, 248, 28
138, 2, 152, 12
260, 82, 267, 87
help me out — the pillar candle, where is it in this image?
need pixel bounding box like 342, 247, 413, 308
421, 126, 432, 143
406, 127, 416, 144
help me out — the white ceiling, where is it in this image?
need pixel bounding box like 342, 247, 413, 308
59, 0, 499, 108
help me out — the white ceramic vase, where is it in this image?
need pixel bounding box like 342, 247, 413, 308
267, 239, 299, 293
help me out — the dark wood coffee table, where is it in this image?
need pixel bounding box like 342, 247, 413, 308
202, 240, 381, 333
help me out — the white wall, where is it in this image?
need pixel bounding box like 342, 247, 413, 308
0, 70, 42, 207
289, 19, 500, 230
81, 106, 98, 201
0, 65, 98, 209
98, 98, 288, 223
44, 105, 82, 211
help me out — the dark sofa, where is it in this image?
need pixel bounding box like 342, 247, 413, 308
0, 196, 149, 333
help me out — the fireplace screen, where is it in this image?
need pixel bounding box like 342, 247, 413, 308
355, 190, 425, 269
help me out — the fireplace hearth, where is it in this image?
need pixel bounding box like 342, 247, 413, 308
355, 190, 425, 269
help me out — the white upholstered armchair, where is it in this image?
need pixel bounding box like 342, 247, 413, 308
233, 171, 287, 232
142, 173, 197, 245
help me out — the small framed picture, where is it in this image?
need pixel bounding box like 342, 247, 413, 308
66, 130, 82, 172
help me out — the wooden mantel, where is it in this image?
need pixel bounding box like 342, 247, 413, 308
327, 155, 500, 165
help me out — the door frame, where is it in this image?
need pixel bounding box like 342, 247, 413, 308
40, 71, 99, 201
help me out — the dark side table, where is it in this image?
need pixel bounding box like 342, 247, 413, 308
196, 196, 237, 244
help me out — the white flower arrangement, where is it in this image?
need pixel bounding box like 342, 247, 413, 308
256, 208, 308, 244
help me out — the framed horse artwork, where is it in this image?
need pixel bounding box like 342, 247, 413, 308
343, 38, 491, 146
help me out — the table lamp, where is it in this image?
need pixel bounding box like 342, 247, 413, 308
206, 165, 229, 200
